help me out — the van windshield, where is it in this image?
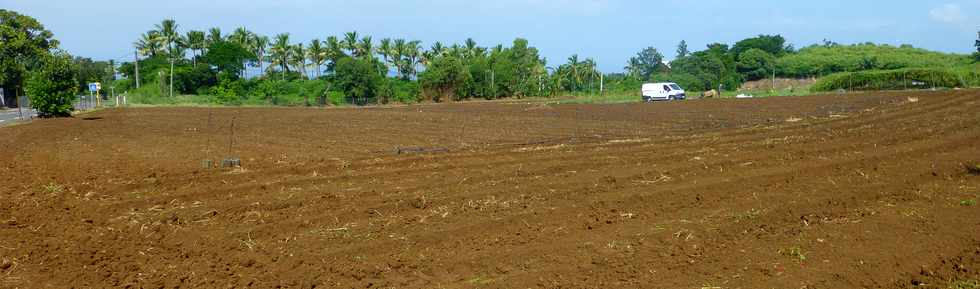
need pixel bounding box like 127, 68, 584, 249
669, 84, 682, 90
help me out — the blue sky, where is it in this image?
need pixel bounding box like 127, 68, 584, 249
3, 0, 978, 72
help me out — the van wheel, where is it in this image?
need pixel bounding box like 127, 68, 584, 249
668, 96, 675, 101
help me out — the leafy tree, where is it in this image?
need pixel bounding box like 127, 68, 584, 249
26, 52, 77, 117
173, 64, 217, 94
72, 57, 113, 93
0, 9, 59, 105
676, 40, 689, 58
204, 40, 255, 79
419, 54, 469, 101
736, 48, 775, 81
334, 57, 382, 101
671, 46, 739, 91
633, 47, 668, 79
859, 56, 879, 70
732, 34, 792, 58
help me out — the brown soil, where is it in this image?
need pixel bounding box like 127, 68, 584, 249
1, 90, 979, 288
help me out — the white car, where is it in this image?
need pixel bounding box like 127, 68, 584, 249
642, 82, 686, 102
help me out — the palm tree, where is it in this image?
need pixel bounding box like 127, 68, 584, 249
325, 36, 343, 72
185, 30, 205, 66
392, 39, 407, 78
227, 27, 254, 78
624, 57, 641, 79
581, 58, 598, 93
268, 33, 292, 80
290, 43, 306, 79
420, 42, 445, 69
155, 19, 179, 97
207, 27, 223, 46
407, 40, 422, 79
464, 38, 478, 58
566, 55, 581, 91
357, 36, 373, 59
448, 43, 463, 58
430, 42, 446, 57
378, 38, 392, 72
155, 19, 180, 56
229, 27, 251, 47
343, 31, 359, 56
135, 31, 164, 57
250, 35, 269, 78
307, 39, 327, 79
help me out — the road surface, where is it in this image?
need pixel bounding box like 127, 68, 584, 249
0, 108, 36, 125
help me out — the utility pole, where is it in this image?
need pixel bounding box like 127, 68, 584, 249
169, 58, 175, 97
109, 60, 116, 103
597, 57, 603, 96
0, 88, 5, 108
771, 63, 776, 92
491, 69, 495, 98
134, 49, 140, 89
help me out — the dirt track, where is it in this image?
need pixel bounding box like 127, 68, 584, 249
1, 90, 979, 288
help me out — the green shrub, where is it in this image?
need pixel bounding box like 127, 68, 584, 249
811, 68, 977, 91
25, 52, 78, 117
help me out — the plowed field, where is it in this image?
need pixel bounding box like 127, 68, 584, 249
1, 90, 979, 288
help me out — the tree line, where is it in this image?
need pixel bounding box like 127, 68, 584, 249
3, 9, 978, 117
0, 9, 77, 117
119, 19, 589, 104
120, 18, 975, 105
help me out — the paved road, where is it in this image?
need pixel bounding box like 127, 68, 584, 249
1, 97, 99, 124
0, 108, 36, 125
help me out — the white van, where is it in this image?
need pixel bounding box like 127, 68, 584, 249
642, 82, 686, 102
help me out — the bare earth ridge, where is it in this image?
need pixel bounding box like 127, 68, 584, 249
0, 90, 978, 288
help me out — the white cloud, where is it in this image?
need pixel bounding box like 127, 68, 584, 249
929, 3, 967, 23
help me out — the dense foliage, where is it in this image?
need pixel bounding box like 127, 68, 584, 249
627, 35, 974, 93
811, 68, 980, 92
776, 43, 971, 77
0, 9, 60, 107
112, 21, 977, 105
25, 53, 78, 117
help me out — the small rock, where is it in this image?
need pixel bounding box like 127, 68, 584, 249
0, 259, 11, 270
